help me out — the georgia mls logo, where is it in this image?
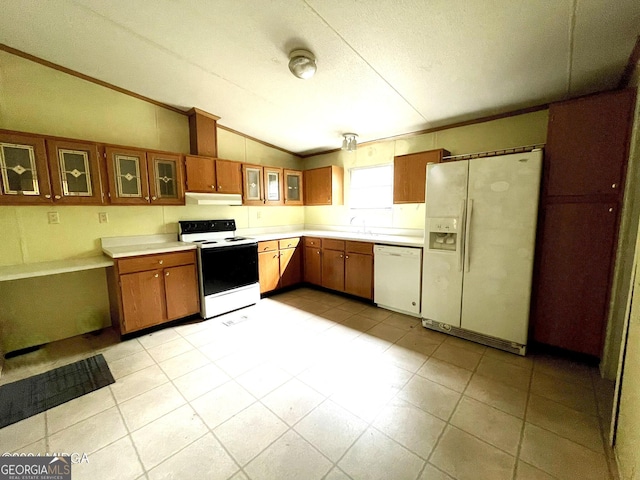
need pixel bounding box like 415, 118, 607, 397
0, 455, 72, 480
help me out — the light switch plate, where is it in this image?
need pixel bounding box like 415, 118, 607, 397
99, 212, 108, 223
48, 212, 60, 224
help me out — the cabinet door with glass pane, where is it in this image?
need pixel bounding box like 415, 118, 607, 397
147, 152, 184, 205
105, 147, 150, 205
46, 139, 103, 204
284, 169, 303, 205
263, 167, 283, 206
242, 164, 264, 205
0, 132, 52, 204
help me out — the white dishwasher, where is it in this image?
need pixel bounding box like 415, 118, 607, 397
374, 245, 422, 316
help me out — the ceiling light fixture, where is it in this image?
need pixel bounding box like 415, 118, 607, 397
288, 49, 317, 80
341, 133, 358, 152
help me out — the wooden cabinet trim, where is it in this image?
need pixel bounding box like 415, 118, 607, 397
263, 166, 284, 206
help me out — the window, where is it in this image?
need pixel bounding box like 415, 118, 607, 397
349, 164, 393, 209
349, 164, 393, 228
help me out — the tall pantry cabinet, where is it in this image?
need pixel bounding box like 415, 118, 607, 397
532, 89, 636, 357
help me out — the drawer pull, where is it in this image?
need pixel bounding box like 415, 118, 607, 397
154, 273, 159, 278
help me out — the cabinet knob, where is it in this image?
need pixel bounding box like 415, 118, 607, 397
612, 184, 617, 189
144, 196, 150, 201
152, 196, 157, 200
273, 254, 278, 258
609, 208, 614, 212
345, 255, 349, 259
166, 272, 170, 276
55, 195, 61, 199
340, 254, 343, 258
211, 185, 215, 190
317, 251, 320, 255
218, 185, 222, 189
45, 194, 51, 199
159, 260, 164, 265
154, 273, 159, 278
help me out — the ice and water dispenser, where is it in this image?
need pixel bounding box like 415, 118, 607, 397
427, 217, 458, 251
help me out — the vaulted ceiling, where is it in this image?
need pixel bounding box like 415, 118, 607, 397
1, 0, 639, 155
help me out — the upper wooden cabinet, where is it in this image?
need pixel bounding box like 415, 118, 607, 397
393, 149, 450, 204
242, 164, 284, 206
284, 169, 303, 205
188, 108, 219, 158
184, 155, 242, 194
242, 164, 265, 205
47, 139, 103, 204
545, 89, 635, 197
0, 131, 51, 204
105, 147, 150, 205
105, 147, 185, 205
263, 167, 283, 206
147, 152, 185, 205
304, 165, 344, 205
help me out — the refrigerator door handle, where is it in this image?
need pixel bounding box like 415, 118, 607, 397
464, 199, 473, 272
458, 199, 467, 272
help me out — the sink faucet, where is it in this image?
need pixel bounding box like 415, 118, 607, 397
350, 216, 367, 234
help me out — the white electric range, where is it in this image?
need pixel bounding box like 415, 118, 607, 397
179, 219, 260, 319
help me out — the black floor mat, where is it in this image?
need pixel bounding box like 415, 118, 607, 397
0, 354, 114, 429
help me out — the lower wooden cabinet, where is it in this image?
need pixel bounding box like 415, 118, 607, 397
303, 237, 322, 285
345, 252, 374, 299
107, 250, 200, 334
303, 237, 374, 300
258, 238, 302, 294
322, 247, 345, 291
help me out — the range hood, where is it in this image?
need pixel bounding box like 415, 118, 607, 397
185, 192, 243, 206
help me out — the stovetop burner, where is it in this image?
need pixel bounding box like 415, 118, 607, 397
178, 220, 256, 249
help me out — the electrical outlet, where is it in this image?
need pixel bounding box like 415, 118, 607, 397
48, 212, 60, 224
256, 211, 262, 220
99, 212, 108, 223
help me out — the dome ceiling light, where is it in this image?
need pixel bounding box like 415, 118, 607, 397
288, 49, 317, 80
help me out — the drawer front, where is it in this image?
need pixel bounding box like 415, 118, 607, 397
117, 250, 196, 274
323, 238, 345, 251
258, 240, 279, 253
346, 241, 373, 255
304, 237, 322, 247
279, 237, 300, 249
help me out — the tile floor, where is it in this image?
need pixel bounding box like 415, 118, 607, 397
0, 288, 617, 480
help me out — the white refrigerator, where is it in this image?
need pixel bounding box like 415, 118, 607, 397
421, 150, 542, 354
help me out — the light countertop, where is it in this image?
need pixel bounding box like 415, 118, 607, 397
101, 233, 197, 258
102, 241, 196, 259
251, 230, 423, 248
0, 256, 114, 282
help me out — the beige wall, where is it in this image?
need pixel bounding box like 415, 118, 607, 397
614, 60, 640, 479
304, 110, 549, 231
0, 51, 302, 353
